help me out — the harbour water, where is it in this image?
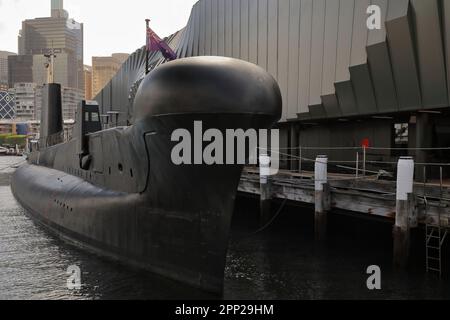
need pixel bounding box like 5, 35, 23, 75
0, 156, 449, 300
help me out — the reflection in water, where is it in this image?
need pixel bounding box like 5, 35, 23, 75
0, 157, 449, 300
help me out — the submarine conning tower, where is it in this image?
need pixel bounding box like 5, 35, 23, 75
132, 56, 282, 125
39, 83, 63, 148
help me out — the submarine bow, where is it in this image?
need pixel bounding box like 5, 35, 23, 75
12, 56, 282, 293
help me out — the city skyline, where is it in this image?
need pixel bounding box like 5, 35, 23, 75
0, 0, 198, 62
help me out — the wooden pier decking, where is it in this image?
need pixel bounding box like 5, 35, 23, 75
239, 158, 450, 273
238, 168, 450, 227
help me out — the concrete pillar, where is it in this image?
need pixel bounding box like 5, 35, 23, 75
290, 124, 299, 172
315, 156, 330, 241
260, 154, 272, 226
415, 113, 432, 182
393, 157, 415, 268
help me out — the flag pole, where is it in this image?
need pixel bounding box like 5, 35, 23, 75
145, 19, 150, 75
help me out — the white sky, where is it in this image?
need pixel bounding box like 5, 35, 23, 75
0, 0, 198, 64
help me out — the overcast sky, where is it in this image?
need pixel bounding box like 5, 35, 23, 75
0, 0, 198, 64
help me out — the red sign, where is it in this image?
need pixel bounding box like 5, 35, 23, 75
361, 138, 370, 148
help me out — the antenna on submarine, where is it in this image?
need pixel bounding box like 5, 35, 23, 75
44, 41, 57, 84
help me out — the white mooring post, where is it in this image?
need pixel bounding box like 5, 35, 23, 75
260, 154, 272, 226
315, 155, 330, 241
393, 157, 415, 268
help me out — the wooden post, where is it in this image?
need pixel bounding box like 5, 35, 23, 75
290, 124, 299, 172
356, 152, 359, 179
315, 155, 329, 241
393, 157, 415, 268
416, 113, 432, 182
299, 146, 302, 176
363, 146, 367, 176
260, 154, 272, 226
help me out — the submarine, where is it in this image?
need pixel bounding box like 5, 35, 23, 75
11, 56, 282, 294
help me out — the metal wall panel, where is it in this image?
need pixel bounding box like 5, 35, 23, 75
321, 94, 341, 118
367, 40, 401, 115
183, 17, 194, 57
240, 0, 249, 61
225, 0, 233, 57
248, 0, 258, 64
199, 0, 206, 56
205, 0, 212, 55
267, 0, 278, 79
193, 3, 200, 56
309, 104, 327, 119
103, 83, 111, 112
350, 0, 370, 66
387, 0, 409, 20
410, 0, 448, 108
257, 0, 268, 70
335, 81, 358, 116
335, 0, 354, 82
386, 5, 422, 110
367, 0, 388, 46
287, 0, 301, 119
350, 64, 378, 114
211, 0, 218, 55
445, 0, 450, 102
322, 0, 339, 95
95, 0, 450, 126
217, 0, 226, 56
175, 28, 186, 57
278, 0, 290, 120
309, 0, 325, 106
298, 0, 313, 113
232, 0, 241, 58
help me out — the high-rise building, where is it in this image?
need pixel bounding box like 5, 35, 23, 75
92, 53, 129, 97
8, 55, 33, 87
84, 65, 93, 100
10, 0, 83, 91
0, 51, 16, 89
0, 91, 15, 120
51, 0, 68, 18
35, 85, 82, 122
13, 83, 37, 121
62, 87, 84, 120
111, 53, 130, 65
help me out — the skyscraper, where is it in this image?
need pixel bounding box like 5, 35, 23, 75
51, 0, 68, 18
8, 0, 84, 121
84, 65, 93, 100
13, 83, 37, 121
92, 53, 129, 97
0, 51, 16, 90
0, 91, 15, 120
12, 0, 83, 91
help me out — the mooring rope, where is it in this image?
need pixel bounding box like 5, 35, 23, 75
237, 198, 289, 241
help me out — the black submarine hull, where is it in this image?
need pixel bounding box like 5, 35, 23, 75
11, 57, 282, 293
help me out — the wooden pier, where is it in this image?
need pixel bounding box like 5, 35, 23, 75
238, 157, 450, 273
239, 168, 450, 227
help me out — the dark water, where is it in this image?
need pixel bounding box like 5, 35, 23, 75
0, 156, 449, 300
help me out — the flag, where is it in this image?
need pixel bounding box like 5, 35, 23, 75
146, 26, 177, 61
146, 27, 161, 51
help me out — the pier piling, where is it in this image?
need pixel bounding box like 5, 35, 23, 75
315, 156, 330, 241
393, 157, 415, 268
260, 154, 272, 226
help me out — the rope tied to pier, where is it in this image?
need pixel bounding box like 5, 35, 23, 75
238, 198, 289, 240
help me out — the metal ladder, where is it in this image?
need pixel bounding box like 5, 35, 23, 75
426, 224, 448, 276
425, 167, 448, 277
